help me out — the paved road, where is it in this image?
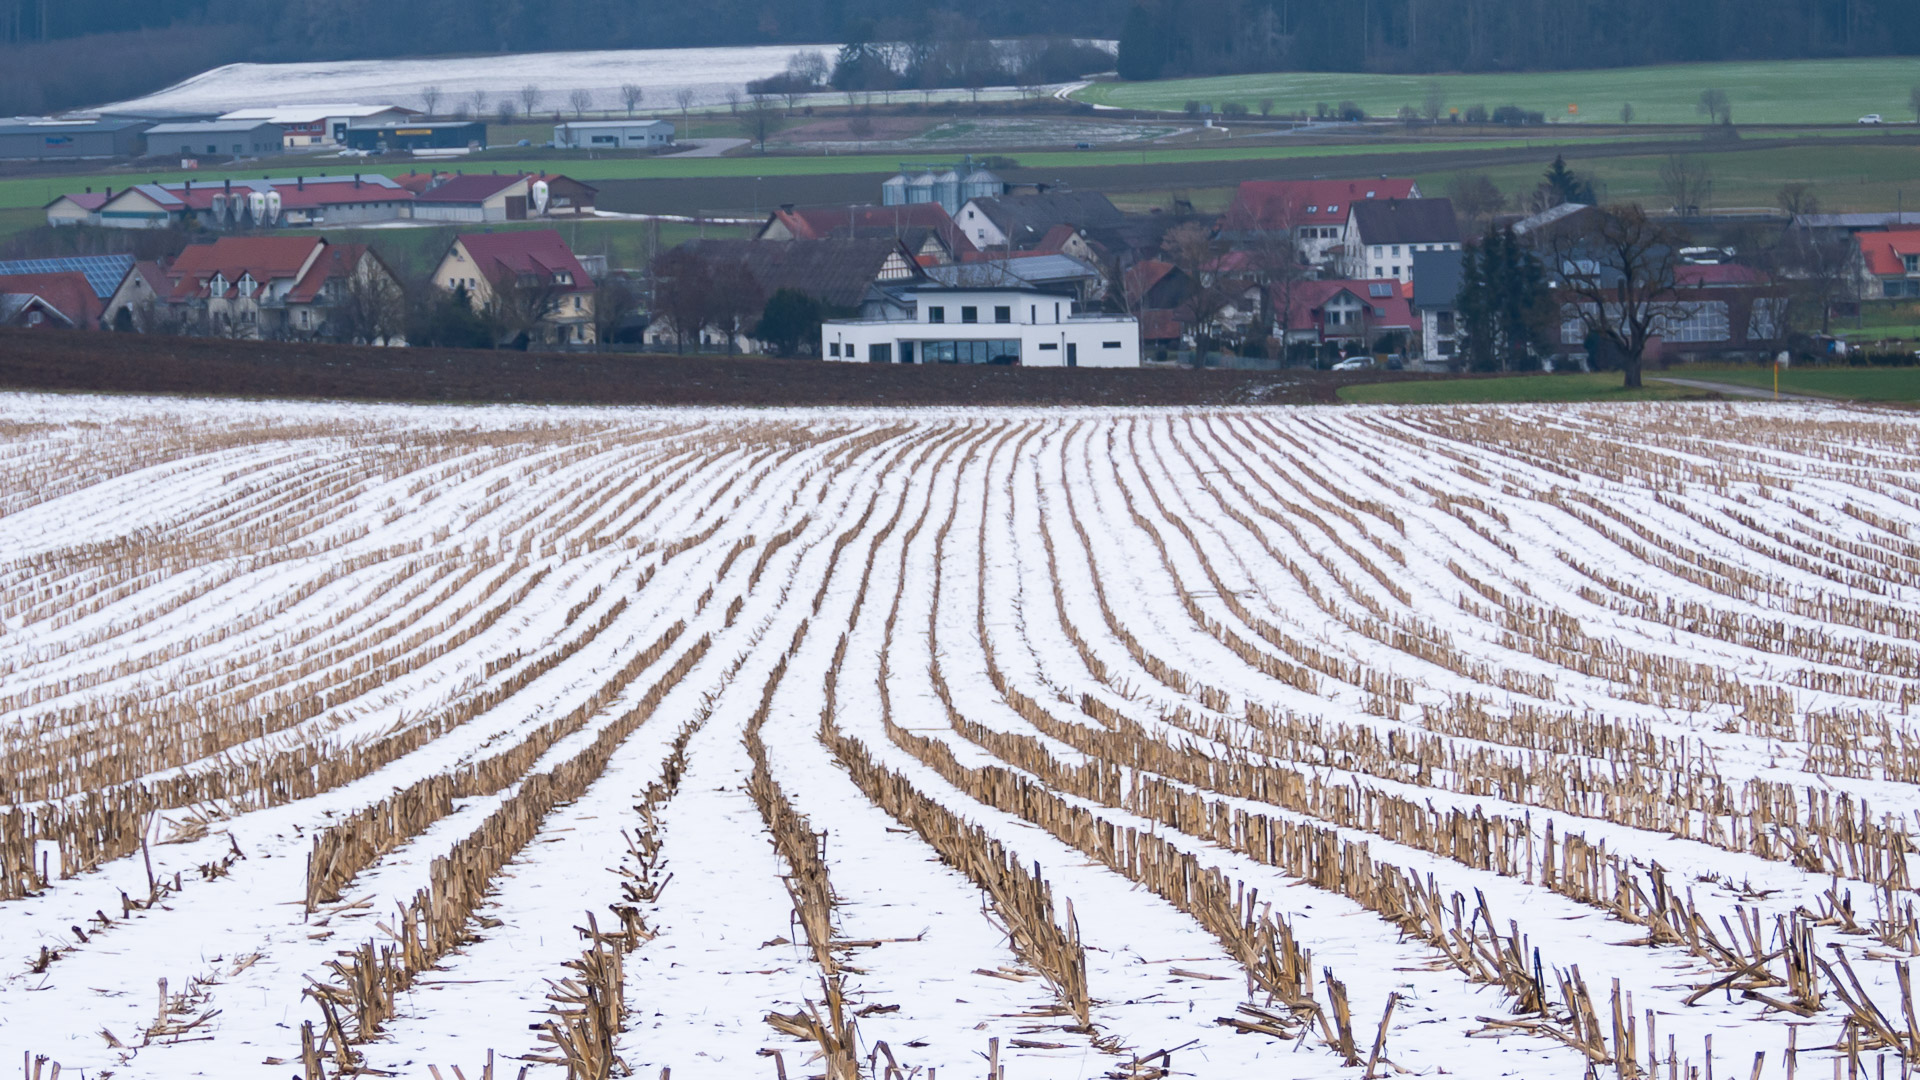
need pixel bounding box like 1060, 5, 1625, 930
661, 138, 751, 158
1651, 376, 1823, 401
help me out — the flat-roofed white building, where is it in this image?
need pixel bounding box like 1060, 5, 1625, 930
822, 285, 1139, 367
553, 120, 674, 150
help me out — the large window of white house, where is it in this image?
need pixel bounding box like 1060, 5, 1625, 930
919, 339, 1020, 364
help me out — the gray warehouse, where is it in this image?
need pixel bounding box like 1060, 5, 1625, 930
145, 121, 286, 159
0, 118, 151, 161
553, 120, 674, 150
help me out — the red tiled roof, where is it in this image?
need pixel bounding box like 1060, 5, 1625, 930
1140, 308, 1183, 341
164, 237, 325, 301
457, 230, 593, 293
0, 272, 104, 328
1124, 259, 1176, 297
1858, 229, 1920, 276
1276, 278, 1413, 332
1223, 179, 1418, 230
770, 203, 977, 256
286, 243, 370, 304
48, 192, 109, 211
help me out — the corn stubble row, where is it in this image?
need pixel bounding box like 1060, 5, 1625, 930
8, 404, 1920, 1078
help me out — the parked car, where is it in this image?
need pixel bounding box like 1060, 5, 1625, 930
1331, 357, 1371, 371
1860, 114, 1884, 125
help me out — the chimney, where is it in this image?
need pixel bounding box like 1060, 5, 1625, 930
85, 186, 91, 193
223, 178, 231, 193
297, 176, 304, 190
354, 173, 361, 188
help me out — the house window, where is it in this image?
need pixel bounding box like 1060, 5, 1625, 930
1038, 342, 1058, 350
1391, 245, 1400, 256
928, 306, 945, 323
1668, 301, 1731, 342
1029, 305, 1036, 322
829, 342, 840, 356
1436, 311, 1455, 334
994, 305, 1011, 324
1307, 205, 1318, 214
1328, 204, 1339, 213
960, 306, 978, 323
1054, 303, 1061, 321
868, 343, 892, 363
1905, 254, 1919, 273
1391, 266, 1399, 276
1372, 246, 1382, 257
1102, 341, 1121, 348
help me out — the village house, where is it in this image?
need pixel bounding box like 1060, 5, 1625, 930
644, 236, 924, 353
756, 203, 976, 264
433, 230, 597, 346
107, 236, 401, 341
1409, 249, 1467, 367
1345, 198, 1462, 286
822, 283, 1140, 367
0, 255, 137, 304
1221, 178, 1421, 265
1855, 228, 1920, 298
954, 191, 1125, 250
1273, 279, 1415, 350
0, 271, 104, 329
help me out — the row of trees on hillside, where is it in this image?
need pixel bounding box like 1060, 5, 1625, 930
1117, 0, 1920, 79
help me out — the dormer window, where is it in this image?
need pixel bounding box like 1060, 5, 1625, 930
1905, 254, 1919, 274
1328, 203, 1339, 213
210, 273, 226, 293
1366, 191, 1376, 198
1307, 205, 1318, 214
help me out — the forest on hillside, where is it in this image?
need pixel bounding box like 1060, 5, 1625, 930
2, 0, 1917, 114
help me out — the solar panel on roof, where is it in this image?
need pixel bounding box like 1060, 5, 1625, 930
1368, 282, 1392, 297
0, 254, 135, 299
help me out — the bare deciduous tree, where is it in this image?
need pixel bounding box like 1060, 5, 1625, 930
742, 94, 782, 152
332, 257, 408, 345
567, 88, 594, 119
1619, 102, 1634, 124
621, 84, 644, 117
483, 272, 564, 348
675, 87, 697, 137
468, 88, 490, 117
420, 85, 442, 118
496, 99, 518, 125
1447, 173, 1506, 233
1551, 205, 1691, 389
519, 84, 543, 116
1696, 88, 1731, 125
1421, 83, 1445, 123
1658, 154, 1713, 215
847, 110, 874, 148
1160, 221, 1231, 365
1776, 182, 1820, 218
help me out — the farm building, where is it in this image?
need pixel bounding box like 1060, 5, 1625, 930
343, 122, 486, 152
0, 256, 137, 302
43, 191, 110, 227
219, 105, 418, 148
72, 176, 413, 230
143, 121, 286, 160
399, 173, 595, 222
553, 120, 674, 149
823, 284, 1140, 367
0, 118, 151, 161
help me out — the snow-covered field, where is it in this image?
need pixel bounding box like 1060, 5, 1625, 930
4, 394, 1919, 1080
97, 43, 1109, 118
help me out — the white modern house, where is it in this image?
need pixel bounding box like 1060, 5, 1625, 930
554, 120, 675, 150
822, 285, 1140, 367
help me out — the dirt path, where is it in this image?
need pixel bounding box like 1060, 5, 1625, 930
1652, 375, 1822, 400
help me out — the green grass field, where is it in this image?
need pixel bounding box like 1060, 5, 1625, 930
1415, 143, 1920, 212
0, 135, 1661, 215
1339, 371, 1700, 404
1659, 365, 1920, 401
1076, 57, 1920, 126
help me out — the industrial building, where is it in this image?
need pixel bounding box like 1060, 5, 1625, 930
553, 120, 675, 150
0, 118, 151, 161
144, 121, 287, 160
219, 105, 418, 148
344, 122, 486, 153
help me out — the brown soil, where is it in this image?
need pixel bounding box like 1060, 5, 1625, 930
0, 330, 1424, 407
775, 116, 936, 142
